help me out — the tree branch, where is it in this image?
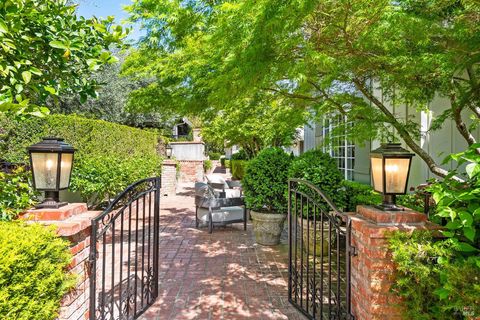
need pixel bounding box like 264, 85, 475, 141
450, 95, 477, 146
353, 78, 464, 182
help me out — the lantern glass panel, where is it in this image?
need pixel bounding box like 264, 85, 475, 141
371, 157, 384, 193
31, 152, 58, 189
59, 153, 73, 189
385, 158, 410, 193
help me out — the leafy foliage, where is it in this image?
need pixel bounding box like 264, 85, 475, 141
230, 149, 250, 160
0, 222, 75, 320
0, 114, 161, 207
231, 160, 248, 180
0, 0, 128, 117
242, 148, 292, 213
428, 143, 480, 251
203, 159, 213, 173
288, 150, 345, 211
0, 167, 38, 220
54, 51, 171, 128
124, 0, 480, 180
343, 180, 381, 212
389, 231, 480, 320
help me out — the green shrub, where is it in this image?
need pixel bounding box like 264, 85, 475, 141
397, 192, 426, 213
242, 148, 292, 213
231, 149, 249, 160
231, 160, 249, 180
220, 157, 226, 167
0, 167, 39, 220
70, 155, 160, 206
0, 222, 75, 320
208, 151, 222, 160
427, 143, 480, 251
343, 180, 381, 212
203, 159, 213, 172
389, 231, 480, 319
288, 149, 345, 212
225, 159, 231, 169
0, 114, 162, 207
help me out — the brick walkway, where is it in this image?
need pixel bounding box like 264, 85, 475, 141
140, 184, 306, 320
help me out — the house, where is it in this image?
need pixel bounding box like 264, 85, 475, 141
303, 88, 480, 188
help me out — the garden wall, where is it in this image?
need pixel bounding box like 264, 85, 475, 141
349, 205, 439, 320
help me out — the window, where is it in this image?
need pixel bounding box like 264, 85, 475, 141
321, 115, 355, 180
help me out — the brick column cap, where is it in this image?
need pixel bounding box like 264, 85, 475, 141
162, 159, 177, 165
20, 203, 88, 221
357, 205, 427, 225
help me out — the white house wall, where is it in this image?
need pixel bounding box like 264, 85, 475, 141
305, 87, 480, 188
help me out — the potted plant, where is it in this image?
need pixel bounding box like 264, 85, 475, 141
242, 148, 292, 245
288, 150, 345, 256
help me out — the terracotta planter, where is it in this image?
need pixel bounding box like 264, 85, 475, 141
251, 210, 286, 246
298, 218, 333, 256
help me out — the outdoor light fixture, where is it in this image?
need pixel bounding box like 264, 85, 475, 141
27, 138, 75, 209
370, 143, 414, 211
166, 144, 173, 159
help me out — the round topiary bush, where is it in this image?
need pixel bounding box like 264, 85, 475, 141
0, 222, 75, 320
242, 147, 292, 213
288, 149, 345, 211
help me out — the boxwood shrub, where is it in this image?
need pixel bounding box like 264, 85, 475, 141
343, 180, 381, 212
0, 222, 75, 320
0, 114, 162, 208
288, 149, 345, 211
242, 148, 292, 213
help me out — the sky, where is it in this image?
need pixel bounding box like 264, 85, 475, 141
76, 0, 143, 40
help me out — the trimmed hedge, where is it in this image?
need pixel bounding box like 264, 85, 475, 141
0, 114, 159, 163
242, 148, 291, 213
288, 149, 345, 210
231, 160, 249, 180
0, 114, 162, 207
343, 180, 381, 212
0, 222, 75, 320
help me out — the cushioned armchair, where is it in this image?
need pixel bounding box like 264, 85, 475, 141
194, 182, 247, 234
205, 174, 242, 198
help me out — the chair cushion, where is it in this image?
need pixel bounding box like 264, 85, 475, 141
206, 174, 229, 189
224, 188, 241, 198
197, 206, 244, 223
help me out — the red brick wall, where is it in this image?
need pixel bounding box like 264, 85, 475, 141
178, 160, 204, 182
350, 205, 438, 320
21, 204, 100, 320
161, 160, 177, 196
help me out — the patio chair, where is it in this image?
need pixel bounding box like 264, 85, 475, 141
194, 182, 247, 234
205, 174, 242, 198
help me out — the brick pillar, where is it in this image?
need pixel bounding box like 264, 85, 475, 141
178, 160, 205, 182
161, 159, 177, 196
350, 205, 437, 320
21, 204, 101, 320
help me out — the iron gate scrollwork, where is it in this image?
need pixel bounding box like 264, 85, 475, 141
89, 177, 161, 320
288, 179, 354, 320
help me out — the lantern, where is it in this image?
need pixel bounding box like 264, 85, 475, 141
166, 144, 173, 159
27, 138, 75, 209
370, 143, 414, 211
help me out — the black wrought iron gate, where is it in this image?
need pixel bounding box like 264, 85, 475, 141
288, 179, 354, 320
89, 177, 161, 320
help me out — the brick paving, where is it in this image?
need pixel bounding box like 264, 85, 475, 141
140, 183, 306, 320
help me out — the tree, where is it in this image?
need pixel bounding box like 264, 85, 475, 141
0, 0, 128, 117
124, 0, 480, 179
53, 50, 173, 129
201, 94, 308, 156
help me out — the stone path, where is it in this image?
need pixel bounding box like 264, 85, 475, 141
140, 183, 305, 320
